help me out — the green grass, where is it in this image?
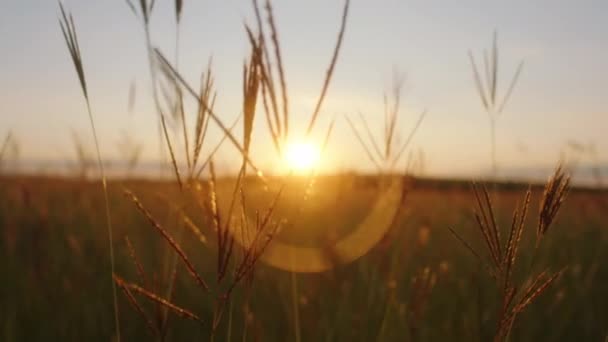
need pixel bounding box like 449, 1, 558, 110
1, 175, 607, 341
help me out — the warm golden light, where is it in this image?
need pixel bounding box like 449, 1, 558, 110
284, 141, 320, 172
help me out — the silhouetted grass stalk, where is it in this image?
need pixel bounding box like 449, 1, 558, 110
469, 31, 524, 179
448, 163, 570, 341
346, 70, 427, 173
58, 3, 120, 340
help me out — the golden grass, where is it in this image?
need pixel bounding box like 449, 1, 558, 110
449, 163, 571, 341
114, 275, 204, 325
124, 189, 209, 292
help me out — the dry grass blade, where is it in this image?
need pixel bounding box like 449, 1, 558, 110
177, 88, 192, 172
512, 270, 562, 315
152, 191, 208, 246
58, 3, 88, 100
471, 184, 502, 268
473, 184, 502, 269
194, 115, 241, 180
124, 0, 138, 16
258, 73, 281, 153
192, 62, 215, 174
468, 51, 489, 110
115, 276, 159, 336
469, 31, 525, 178
470, 31, 524, 117
306, 0, 350, 135
357, 112, 383, 162
182, 214, 208, 246
447, 227, 484, 264
58, 3, 120, 339
125, 0, 153, 24
239, 189, 252, 249
538, 164, 570, 243
346, 70, 425, 171
447, 226, 498, 280
345, 115, 381, 170
454, 172, 568, 341
483, 49, 491, 94
247, 3, 283, 147
114, 275, 204, 324
207, 160, 221, 235
148, 0, 156, 16
235, 225, 276, 284
216, 162, 250, 283
390, 109, 427, 168
384, 72, 404, 159
500, 286, 517, 324
160, 114, 183, 189
206, 160, 228, 279
491, 31, 498, 104
228, 191, 283, 296
154, 49, 264, 179
503, 209, 520, 281
497, 61, 524, 114
263, 0, 289, 138
125, 236, 148, 286
124, 189, 209, 292
473, 211, 501, 268
481, 184, 501, 257
175, 0, 183, 23
503, 188, 531, 290
261, 69, 283, 148
243, 42, 262, 153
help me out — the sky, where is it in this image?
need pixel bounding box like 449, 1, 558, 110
1, 0, 607, 178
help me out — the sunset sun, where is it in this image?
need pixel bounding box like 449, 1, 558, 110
284, 141, 321, 172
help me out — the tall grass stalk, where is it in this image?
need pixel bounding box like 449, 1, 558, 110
114, 1, 348, 338
58, 3, 120, 340
448, 163, 570, 341
160, 0, 189, 331
469, 31, 524, 179
249, 0, 350, 154
346, 71, 427, 172
124, 0, 166, 178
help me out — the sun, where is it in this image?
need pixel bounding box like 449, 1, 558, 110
284, 141, 321, 172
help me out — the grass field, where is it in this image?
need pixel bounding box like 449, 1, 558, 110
2, 174, 607, 341
3, 1, 607, 340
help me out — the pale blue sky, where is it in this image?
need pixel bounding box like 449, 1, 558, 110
1, 0, 606, 177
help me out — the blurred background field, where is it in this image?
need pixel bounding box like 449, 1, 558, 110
2, 174, 607, 341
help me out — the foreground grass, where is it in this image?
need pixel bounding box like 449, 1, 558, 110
1, 175, 607, 341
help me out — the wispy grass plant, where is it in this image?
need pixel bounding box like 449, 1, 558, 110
469, 31, 524, 178
58, 3, 121, 340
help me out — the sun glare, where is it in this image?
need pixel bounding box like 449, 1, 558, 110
284, 141, 321, 172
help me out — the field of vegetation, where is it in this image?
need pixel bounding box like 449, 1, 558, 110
1, 175, 608, 341
1, 0, 607, 341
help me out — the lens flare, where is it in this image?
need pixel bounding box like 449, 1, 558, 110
229, 176, 405, 273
